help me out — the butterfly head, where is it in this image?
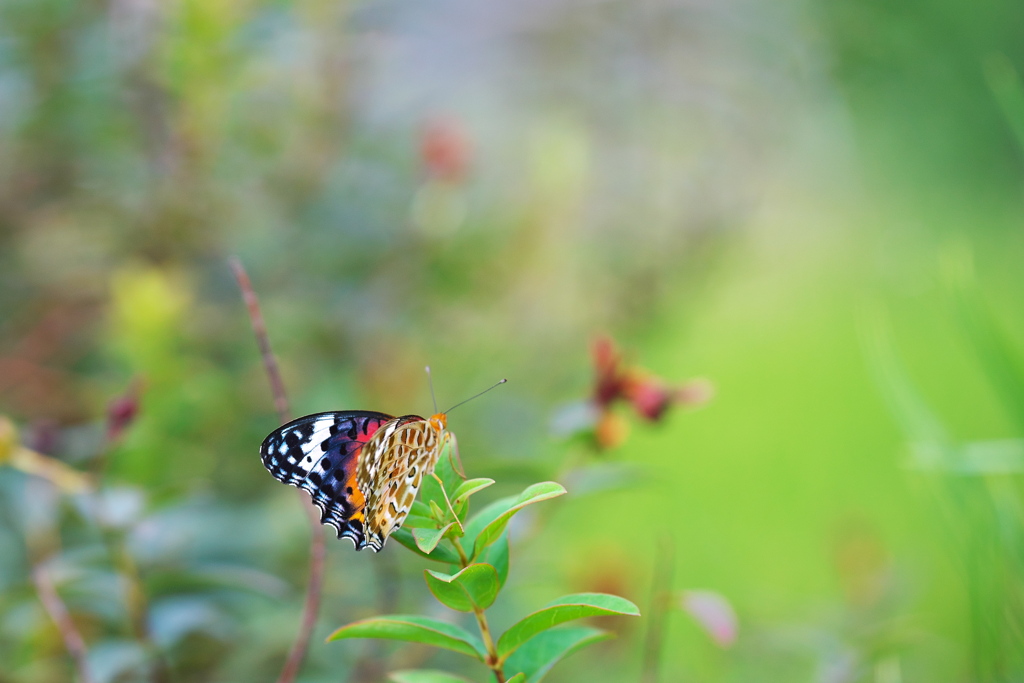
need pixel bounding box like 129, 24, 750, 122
428, 413, 448, 433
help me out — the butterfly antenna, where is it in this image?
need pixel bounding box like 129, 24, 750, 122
426, 366, 439, 414
443, 378, 508, 415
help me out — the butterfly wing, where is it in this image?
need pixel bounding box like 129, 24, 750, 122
357, 417, 447, 551
260, 410, 394, 549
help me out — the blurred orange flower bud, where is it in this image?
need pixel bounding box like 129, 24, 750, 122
595, 411, 629, 450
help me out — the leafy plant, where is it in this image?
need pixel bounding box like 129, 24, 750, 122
327, 448, 640, 683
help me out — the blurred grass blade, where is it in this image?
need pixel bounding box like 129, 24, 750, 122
860, 310, 955, 467
389, 670, 473, 683
504, 627, 612, 683
958, 439, 1024, 473
424, 563, 500, 612
943, 242, 1024, 433
327, 615, 485, 660
985, 54, 1024, 154
496, 593, 639, 659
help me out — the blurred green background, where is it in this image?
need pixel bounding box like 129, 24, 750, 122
3, 0, 1024, 681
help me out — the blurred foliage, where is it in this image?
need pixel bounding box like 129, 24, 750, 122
3, 0, 1024, 681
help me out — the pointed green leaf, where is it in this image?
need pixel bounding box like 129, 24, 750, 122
414, 523, 457, 554
464, 497, 510, 545
505, 627, 613, 683
496, 593, 639, 659
392, 528, 461, 564
424, 563, 500, 612
467, 482, 566, 557
389, 670, 473, 683
452, 477, 495, 520
327, 615, 485, 660
452, 478, 495, 506
506, 675, 526, 683
477, 531, 510, 590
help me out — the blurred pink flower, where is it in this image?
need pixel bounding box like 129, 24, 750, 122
680, 589, 737, 647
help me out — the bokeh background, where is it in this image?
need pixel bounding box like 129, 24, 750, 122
3, 0, 1024, 681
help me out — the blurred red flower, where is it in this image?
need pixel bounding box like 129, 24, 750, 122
106, 378, 143, 445
590, 336, 712, 448
420, 116, 473, 183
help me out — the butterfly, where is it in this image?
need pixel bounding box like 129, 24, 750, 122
260, 410, 452, 552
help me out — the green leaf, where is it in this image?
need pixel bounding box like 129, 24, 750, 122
505, 627, 613, 683
452, 478, 495, 506
327, 615, 485, 660
452, 478, 495, 520
463, 497, 509, 545
496, 593, 640, 659
414, 523, 457, 554
506, 674, 526, 683
477, 531, 510, 590
429, 499, 447, 521
434, 438, 464, 493
467, 482, 566, 558
403, 513, 438, 530
424, 563, 500, 612
391, 528, 461, 564
389, 670, 473, 683
430, 473, 463, 533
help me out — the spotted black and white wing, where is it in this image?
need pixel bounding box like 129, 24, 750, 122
260, 410, 394, 549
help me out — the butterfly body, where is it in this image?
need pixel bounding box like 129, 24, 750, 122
260, 410, 450, 552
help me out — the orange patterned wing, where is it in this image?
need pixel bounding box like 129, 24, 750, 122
357, 414, 450, 551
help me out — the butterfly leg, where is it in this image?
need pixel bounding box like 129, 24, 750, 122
448, 433, 467, 480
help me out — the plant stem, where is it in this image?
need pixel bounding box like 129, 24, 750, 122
31, 563, 94, 683
640, 534, 675, 683
451, 537, 505, 683
230, 257, 326, 683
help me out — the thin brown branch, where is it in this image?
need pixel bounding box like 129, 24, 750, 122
230, 256, 326, 683
32, 563, 94, 683
229, 257, 291, 423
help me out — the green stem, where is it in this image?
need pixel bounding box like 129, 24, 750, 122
451, 538, 505, 683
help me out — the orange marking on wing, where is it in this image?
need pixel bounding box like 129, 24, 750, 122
344, 470, 366, 518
